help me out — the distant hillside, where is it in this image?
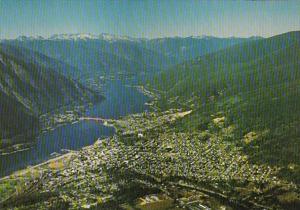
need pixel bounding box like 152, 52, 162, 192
0, 44, 101, 149
2, 34, 259, 80
3, 39, 172, 80
142, 36, 262, 63
151, 31, 299, 98
149, 31, 300, 182
0, 43, 83, 81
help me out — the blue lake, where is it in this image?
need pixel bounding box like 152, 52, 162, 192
0, 79, 149, 177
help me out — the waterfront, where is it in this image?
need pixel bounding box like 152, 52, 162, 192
0, 79, 149, 177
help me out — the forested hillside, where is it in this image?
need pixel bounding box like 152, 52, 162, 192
0, 44, 101, 151
143, 36, 261, 63
149, 31, 300, 182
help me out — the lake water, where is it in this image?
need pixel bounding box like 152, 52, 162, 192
0, 79, 149, 177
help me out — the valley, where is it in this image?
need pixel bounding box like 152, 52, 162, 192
0, 31, 300, 209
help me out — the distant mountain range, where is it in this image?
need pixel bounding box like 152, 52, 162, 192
10, 33, 146, 42
151, 31, 300, 99
1, 33, 263, 42
1, 33, 262, 80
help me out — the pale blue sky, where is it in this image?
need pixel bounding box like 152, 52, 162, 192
0, 0, 299, 39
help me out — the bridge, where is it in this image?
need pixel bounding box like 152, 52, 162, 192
79, 117, 115, 125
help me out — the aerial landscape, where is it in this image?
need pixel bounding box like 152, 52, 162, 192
0, 0, 300, 209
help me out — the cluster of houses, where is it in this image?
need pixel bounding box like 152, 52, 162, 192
21, 109, 290, 209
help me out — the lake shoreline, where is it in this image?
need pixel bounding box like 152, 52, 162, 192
0, 79, 150, 178
0, 137, 105, 182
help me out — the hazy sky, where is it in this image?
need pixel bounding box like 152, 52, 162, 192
0, 0, 300, 39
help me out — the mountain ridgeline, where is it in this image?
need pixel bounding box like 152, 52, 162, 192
0, 44, 101, 150
2, 34, 258, 80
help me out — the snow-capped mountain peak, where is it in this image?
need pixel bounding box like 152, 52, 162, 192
47, 33, 141, 42
16, 35, 45, 41
49, 33, 98, 40
190, 35, 216, 40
